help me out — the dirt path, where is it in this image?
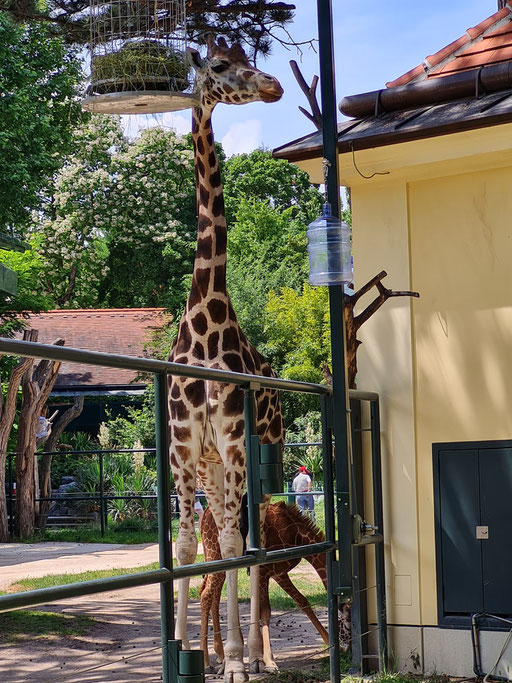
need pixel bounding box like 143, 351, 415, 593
0, 543, 328, 682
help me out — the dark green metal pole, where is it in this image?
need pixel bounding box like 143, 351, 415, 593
244, 387, 262, 552
317, 0, 355, 676
371, 400, 388, 671
321, 394, 341, 683
154, 372, 174, 683
99, 451, 105, 537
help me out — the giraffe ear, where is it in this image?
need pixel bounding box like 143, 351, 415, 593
188, 47, 204, 70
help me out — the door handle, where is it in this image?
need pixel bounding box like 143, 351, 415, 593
476, 525, 489, 540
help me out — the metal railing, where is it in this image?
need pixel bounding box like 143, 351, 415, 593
0, 338, 339, 683
6, 445, 326, 538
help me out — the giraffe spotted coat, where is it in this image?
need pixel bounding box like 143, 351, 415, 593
167, 36, 284, 683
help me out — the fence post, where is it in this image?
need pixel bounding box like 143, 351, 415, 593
243, 386, 262, 553
154, 371, 174, 683
99, 451, 105, 537
371, 399, 387, 671
321, 394, 341, 683
8, 453, 13, 540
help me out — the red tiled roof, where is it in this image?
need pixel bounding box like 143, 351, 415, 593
387, 3, 512, 88
21, 308, 172, 390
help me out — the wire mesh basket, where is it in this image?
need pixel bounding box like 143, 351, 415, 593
83, 0, 198, 114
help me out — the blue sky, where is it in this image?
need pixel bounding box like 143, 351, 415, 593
123, 1, 494, 154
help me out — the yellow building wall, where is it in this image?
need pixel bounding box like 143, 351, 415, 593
351, 162, 512, 626
408, 166, 512, 624
351, 181, 420, 626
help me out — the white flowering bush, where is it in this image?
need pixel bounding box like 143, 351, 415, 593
33, 115, 126, 307
33, 115, 196, 312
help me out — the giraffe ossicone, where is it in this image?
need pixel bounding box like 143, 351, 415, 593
168, 36, 284, 683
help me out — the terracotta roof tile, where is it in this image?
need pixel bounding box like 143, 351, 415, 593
466, 7, 511, 39
18, 308, 172, 390
426, 35, 470, 68
386, 2, 512, 88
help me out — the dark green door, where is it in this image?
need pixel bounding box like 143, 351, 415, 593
480, 448, 512, 614
437, 445, 512, 616
439, 449, 482, 613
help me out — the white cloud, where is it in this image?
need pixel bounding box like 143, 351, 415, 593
121, 111, 191, 139
221, 119, 262, 157
159, 112, 191, 136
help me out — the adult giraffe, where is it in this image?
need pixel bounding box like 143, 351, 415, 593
168, 36, 284, 682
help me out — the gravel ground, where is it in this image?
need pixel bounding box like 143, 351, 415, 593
0, 543, 329, 683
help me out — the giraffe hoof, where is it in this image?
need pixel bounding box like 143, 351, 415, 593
213, 659, 225, 675
248, 659, 265, 673
264, 662, 279, 673
223, 673, 248, 683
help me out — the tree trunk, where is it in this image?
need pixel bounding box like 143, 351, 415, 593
0, 334, 34, 542
36, 395, 84, 531
15, 336, 64, 539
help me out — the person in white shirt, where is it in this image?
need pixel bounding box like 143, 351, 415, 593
292, 466, 315, 519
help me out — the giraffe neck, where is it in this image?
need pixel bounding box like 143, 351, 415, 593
189, 104, 227, 306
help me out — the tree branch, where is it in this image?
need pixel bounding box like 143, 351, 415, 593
354, 276, 419, 331
290, 60, 322, 130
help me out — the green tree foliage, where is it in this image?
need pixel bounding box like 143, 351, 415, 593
0, 249, 54, 338
264, 284, 331, 423
99, 384, 156, 450
226, 201, 310, 350
0, 13, 83, 235
224, 150, 323, 353
223, 149, 322, 225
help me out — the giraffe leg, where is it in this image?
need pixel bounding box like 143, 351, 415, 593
211, 573, 226, 671
200, 572, 226, 672
173, 452, 199, 650
273, 571, 330, 645
200, 574, 213, 671
259, 569, 278, 672
217, 437, 247, 683
248, 498, 270, 673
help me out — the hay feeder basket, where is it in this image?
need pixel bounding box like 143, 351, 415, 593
83, 0, 198, 114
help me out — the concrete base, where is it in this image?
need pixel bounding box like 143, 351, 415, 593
368, 624, 512, 677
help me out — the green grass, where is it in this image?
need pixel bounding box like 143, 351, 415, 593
23, 517, 188, 544
9, 556, 205, 593
0, 610, 95, 643
255, 660, 450, 683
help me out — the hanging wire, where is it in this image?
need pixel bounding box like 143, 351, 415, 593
349, 141, 390, 180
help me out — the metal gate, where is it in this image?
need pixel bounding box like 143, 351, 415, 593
0, 338, 386, 682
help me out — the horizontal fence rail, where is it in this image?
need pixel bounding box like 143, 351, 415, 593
0, 339, 330, 395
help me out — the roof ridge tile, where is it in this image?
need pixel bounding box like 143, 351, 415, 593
386, 3, 512, 89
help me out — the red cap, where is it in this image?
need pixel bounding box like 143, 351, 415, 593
299, 466, 307, 472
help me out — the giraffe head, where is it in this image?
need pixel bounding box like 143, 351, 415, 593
188, 35, 283, 110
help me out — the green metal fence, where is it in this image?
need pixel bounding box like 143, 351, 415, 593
0, 338, 340, 682
0, 338, 387, 681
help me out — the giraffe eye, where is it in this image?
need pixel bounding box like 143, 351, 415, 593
211, 61, 229, 74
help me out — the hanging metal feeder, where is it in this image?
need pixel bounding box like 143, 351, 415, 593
83, 0, 199, 114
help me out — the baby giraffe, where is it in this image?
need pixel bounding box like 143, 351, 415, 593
200, 501, 328, 672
